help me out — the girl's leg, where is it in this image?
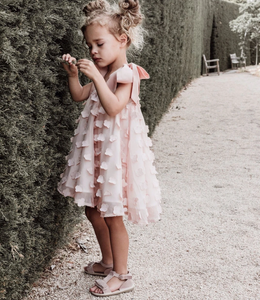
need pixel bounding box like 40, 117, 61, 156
85, 207, 113, 272
90, 216, 129, 294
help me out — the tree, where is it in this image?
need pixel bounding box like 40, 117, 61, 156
230, 0, 260, 64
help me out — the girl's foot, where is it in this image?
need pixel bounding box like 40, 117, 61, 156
90, 276, 124, 294
84, 260, 113, 276
89, 271, 134, 296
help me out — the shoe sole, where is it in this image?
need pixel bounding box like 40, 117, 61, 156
90, 286, 134, 297
85, 271, 108, 277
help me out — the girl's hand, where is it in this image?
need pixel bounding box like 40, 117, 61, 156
76, 59, 100, 81
61, 54, 78, 77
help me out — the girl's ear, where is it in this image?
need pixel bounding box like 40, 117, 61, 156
119, 33, 128, 47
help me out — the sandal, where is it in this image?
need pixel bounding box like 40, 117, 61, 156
84, 260, 113, 277
90, 270, 134, 297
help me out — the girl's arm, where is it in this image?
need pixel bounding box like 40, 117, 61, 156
68, 76, 92, 102
62, 54, 92, 102
93, 76, 131, 117
77, 59, 132, 117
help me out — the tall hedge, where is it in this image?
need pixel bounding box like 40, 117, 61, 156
139, 0, 245, 133
212, 1, 245, 70
0, 1, 86, 299
0, 0, 244, 299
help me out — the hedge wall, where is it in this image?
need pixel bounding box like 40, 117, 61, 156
139, 0, 245, 133
212, 1, 245, 70
0, 0, 244, 299
0, 1, 86, 299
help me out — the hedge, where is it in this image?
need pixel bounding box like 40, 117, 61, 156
0, 0, 246, 299
139, 0, 246, 133
0, 1, 86, 299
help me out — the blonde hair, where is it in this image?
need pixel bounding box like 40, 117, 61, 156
81, 0, 145, 50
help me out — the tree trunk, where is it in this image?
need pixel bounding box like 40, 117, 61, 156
256, 44, 259, 65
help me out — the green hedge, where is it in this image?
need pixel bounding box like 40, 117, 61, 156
0, 0, 244, 299
212, 1, 246, 70
139, 0, 245, 133
0, 1, 86, 299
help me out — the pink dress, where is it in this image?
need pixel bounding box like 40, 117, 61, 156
58, 63, 161, 225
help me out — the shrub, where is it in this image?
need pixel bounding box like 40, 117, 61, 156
0, 1, 86, 299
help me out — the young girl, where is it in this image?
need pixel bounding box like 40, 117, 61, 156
58, 0, 161, 296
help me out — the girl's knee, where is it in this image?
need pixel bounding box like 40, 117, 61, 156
105, 216, 124, 228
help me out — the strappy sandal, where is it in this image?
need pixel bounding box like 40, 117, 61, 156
90, 270, 134, 297
84, 260, 113, 277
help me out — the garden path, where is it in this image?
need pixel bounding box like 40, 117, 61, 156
24, 70, 260, 300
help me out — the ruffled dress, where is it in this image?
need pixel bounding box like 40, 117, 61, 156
58, 63, 161, 225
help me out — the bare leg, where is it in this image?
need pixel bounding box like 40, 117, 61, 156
85, 207, 113, 272
90, 216, 129, 294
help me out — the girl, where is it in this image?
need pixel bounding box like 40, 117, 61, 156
58, 0, 161, 296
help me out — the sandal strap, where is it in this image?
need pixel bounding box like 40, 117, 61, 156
107, 270, 133, 280
99, 260, 113, 269
95, 279, 111, 294
86, 262, 95, 273
85, 261, 113, 273
118, 273, 132, 280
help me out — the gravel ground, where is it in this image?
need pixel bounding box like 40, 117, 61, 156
24, 69, 260, 300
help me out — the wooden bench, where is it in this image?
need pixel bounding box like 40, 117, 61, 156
230, 53, 239, 69
230, 53, 246, 69
203, 54, 220, 76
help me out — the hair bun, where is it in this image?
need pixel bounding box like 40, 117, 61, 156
119, 0, 139, 14
119, 0, 142, 28
80, 0, 145, 51
83, 0, 110, 16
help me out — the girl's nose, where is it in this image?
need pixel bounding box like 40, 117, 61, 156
91, 47, 98, 55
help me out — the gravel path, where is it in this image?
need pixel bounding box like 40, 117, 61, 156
24, 70, 260, 300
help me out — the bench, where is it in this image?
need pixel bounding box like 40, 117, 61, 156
230, 53, 239, 69
230, 53, 246, 69
203, 54, 220, 76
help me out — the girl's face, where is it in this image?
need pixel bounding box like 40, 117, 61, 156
84, 23, 125, 68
